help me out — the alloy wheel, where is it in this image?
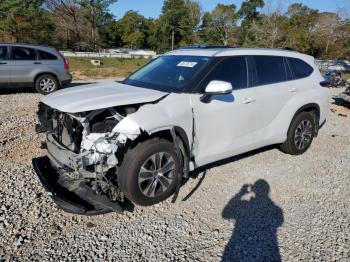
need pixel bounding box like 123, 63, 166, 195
40, 78, 56, 93
294, 119, 313, 150
138, 152, 176, 198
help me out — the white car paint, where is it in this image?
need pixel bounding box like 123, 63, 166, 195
41, 80, 168, 113
42, 48, 330, 169
205, 80, 233, 94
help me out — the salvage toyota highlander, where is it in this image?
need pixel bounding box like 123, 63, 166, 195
32, 47, 330, 215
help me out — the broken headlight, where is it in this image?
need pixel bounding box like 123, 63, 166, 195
91, 118, 119, 133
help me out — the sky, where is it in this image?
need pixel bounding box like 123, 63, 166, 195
110, 0, 346, 19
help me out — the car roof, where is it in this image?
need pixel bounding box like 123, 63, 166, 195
0, 43, 56, 51
166, 47, 314, 63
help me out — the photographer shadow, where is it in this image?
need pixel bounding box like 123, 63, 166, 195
222, 180, 283, 262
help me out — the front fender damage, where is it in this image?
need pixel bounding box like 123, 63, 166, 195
34, 93, 193, 215
79, 118, 142, 173
34, 103, 152, 214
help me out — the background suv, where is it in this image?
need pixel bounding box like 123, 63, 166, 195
33, 47, 329, 215
0, 43, 72, 94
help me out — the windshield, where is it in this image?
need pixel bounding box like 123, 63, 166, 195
124, 55, 210, 92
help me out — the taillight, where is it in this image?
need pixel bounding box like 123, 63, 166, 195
56, 49, 69, 70
63, 58, 69, 70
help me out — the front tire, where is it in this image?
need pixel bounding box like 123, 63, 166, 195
280, 112, 316, 155
35, 74, 59, 95
118, 138, 181, 206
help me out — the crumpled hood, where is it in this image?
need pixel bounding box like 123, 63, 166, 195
41, 80, 168, 113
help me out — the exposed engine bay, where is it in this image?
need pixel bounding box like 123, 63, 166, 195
34, 102, 145, 214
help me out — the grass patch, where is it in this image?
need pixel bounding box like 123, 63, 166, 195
67, 57, 150, 80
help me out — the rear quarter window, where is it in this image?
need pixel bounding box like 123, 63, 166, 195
38, 50, 58, 60
254, 56, 286, 86
288, 57, 314, 79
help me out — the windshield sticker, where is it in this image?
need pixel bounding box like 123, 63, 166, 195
177, 61, 198, 68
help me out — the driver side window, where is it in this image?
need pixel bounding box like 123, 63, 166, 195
202, 56, 247, 91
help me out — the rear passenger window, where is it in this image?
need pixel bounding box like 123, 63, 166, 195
11, 47, 37, 60
254, 56, 286, 85
203, 56, 247, 89
0, 46, 7, 60
38, 50, 57, 60
288, 57, 313, 79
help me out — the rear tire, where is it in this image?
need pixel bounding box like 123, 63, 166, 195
35, 74, 59, 95
118, 138, 181, 206
280, 112, 316, 155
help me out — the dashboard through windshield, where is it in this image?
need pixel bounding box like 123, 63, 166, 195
124, 55, 211, 92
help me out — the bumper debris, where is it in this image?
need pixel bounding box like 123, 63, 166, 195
32, 157, 124, 215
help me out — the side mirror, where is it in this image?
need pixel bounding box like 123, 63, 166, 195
200, 80, 233, 103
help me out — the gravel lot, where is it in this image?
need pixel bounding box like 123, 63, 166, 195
0, 85, 349, 261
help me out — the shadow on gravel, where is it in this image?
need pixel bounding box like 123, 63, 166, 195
222, 180, 284, 262
332, 97, 350, 108
0, 87, 37, 95
182, 145, 276, 201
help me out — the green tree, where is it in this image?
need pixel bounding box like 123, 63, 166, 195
116, 11, 149, 49
285, 3, 319, 54
199, 4, 239, 46
80, 0, 117, 51
239, 0, 264, 45
198, 12, 216, 45
98, 15, 122, 48
157, 0, 200, 52
146, 19, 165, 51
0, 0, 54, 43
211, 4, 239, 46
239, 0, 265, 29
179, 0, 201, 45
245, 13, 289, 48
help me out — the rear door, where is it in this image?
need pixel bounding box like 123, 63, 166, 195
0, 46, 10, 88
37, 48, 60, 70
8, 46, 38, 87
247, 55, 295, 143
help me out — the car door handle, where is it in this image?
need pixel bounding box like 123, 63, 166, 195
242, 98, 255, 104
0, 62, 7, 65
289, 88, 298, 93
34, 62, 42, 64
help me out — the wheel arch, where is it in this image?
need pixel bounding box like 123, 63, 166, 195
34, 72, 59, 86
147, 126, 191, 159
294, 103, 320, 118
290, 103, 321, 135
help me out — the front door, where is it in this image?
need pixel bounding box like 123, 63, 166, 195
191, 56, 258, 167
0, 46, 10, 88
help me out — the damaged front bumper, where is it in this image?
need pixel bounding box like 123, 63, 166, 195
33, 103, 143, 215
32, 156, 125, 215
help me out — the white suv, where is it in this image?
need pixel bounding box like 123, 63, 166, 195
33, 47, 330, 215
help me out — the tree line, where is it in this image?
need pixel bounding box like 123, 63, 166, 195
0, 0, 349, 59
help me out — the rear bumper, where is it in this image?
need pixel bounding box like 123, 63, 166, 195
59, 72, 72, 86
32, 156, 124, 215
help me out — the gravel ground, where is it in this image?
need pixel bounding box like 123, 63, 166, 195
0, 86, 349, 261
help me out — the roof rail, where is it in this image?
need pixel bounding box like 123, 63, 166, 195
283, 47, 297, 52
178, 44, 234, 50
0, 42, 52, 48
